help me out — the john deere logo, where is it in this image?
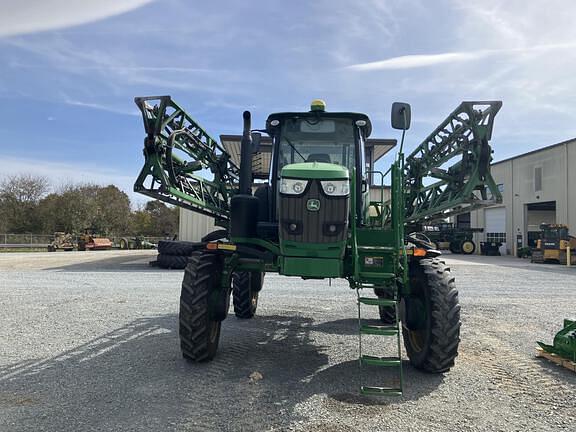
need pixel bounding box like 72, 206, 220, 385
307, 199, 320, 211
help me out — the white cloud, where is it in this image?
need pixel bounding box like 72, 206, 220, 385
0, 0, 155, 37
346, 43, 576, 71
346, 51, 489, 71
64, 99, 140, 116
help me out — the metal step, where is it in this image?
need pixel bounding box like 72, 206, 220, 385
361, 355, 401, 367
356, 288, 403, 396
358, 297, 396, 307
357, 245, 395, 252
360, 386, 403, 396
357, 272, 396, 281
360, 324, 398, 336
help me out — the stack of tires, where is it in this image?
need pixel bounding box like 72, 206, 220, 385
155, 240, 202, 269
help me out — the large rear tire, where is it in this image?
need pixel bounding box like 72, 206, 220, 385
232, 271, 263, 319
119, 238, 129, 250
179, 252, 222, 362
461, 240, 475, 255
402, 258, 461, 373
157, 253, 189, 269
158, 240, 202, 256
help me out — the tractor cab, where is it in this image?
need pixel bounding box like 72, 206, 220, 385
268, 99, 371, 173
265, 100, 372, 222
249, 101, 373, 276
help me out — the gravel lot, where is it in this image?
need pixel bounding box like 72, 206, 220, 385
0, 251, 575, 431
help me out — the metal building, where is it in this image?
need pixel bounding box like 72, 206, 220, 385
468, 138, 576, 255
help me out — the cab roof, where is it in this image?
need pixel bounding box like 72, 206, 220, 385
266, 111, 372, 138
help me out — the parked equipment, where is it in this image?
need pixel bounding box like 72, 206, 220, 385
118, 236, 157, 250
152, 240, 202, 269
531, 224, 576, 264
537, 319, 576, 370
47, 232, 74, 252
421, 223, 482, 254
480, 241, 502, 256
77, 229, 113, 251
133, 96, 502, 395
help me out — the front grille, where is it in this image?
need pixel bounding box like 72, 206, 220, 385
279, 180, 349, 243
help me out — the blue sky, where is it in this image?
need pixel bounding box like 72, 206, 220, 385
1, 0, 575, 205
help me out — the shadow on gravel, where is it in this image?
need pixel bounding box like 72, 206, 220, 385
0, 312, 443, 432
311, 318, 445, 404
44, 254, 168, 273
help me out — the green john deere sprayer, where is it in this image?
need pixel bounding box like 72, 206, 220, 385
134, 96, 502, 395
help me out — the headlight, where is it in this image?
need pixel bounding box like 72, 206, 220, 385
280, 178, 308, 195
320, 180, 349, 196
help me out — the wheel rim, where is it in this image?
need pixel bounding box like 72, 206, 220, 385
209, 322, 219, 343
407, 328, 426, 353
462, 241, 474, 254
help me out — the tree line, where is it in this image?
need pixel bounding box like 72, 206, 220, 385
0, 174, 179, 237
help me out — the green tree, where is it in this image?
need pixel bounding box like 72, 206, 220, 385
93, 185, 131, 235
129, 200, 179, 237
37, 184, 131, 236
0, 174, 49, 233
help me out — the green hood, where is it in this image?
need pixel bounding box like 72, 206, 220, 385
281, 162, 349, 180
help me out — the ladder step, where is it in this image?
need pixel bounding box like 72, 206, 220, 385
357, 246, 395, 252
360, 355, 401, 367
360, 386, 402, 396
358, 272, 396, 280
358, 297, 396, 307
360, 324, 398, 336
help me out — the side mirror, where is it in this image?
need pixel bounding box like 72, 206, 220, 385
391, 102, 411, 130
251, 132, 261, 152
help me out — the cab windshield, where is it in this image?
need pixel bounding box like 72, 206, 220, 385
277, 117, 356, 172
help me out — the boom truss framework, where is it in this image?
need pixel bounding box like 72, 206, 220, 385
134, 96, 239, 224
403, 101, 502, 223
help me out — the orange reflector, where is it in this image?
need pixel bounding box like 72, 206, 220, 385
206, 243, 218, 250
413, 248, 427, 257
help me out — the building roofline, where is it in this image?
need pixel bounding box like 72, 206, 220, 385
493, 137, 576, 166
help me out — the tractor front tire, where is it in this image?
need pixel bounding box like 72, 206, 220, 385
402, 258, 460, 373
232, 271, 263, 319
449, 241, 461, 254
179, 252, 222, 362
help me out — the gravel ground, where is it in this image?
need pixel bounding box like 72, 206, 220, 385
0, 251, 575, 431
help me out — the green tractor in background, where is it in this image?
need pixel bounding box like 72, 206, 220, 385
134, 96, 502, 394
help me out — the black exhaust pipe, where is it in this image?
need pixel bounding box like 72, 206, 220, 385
230, 110, 258, 238
239, 111, 253, 195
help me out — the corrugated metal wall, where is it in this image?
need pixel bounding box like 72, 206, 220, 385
179, 208, 215, 241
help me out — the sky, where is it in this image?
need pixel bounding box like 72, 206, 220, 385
1, 0, 575, 205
